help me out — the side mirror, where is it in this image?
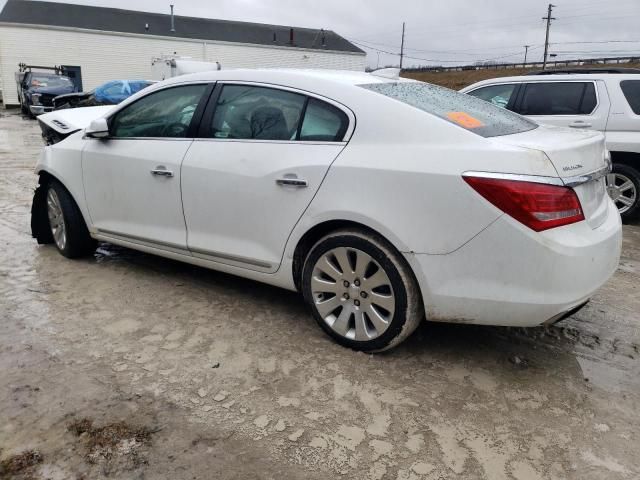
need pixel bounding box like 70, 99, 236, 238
86, 118, 109, 138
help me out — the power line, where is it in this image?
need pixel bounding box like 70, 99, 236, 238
555, 40, 640, 45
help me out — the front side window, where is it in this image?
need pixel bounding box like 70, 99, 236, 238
361, 81, 536, 138
210, 85, 306, 140
110, 84, 207, 138
620, 80, 640, 115
467, 84, 517, 109
518, 82, 597, 116
299, 98, 349, 141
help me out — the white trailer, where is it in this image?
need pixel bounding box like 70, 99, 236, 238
151, 56, 221, 81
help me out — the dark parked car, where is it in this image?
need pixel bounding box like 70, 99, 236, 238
53, 80, 154, 110
17, 70, 76, 116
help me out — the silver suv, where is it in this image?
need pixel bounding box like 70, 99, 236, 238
461, 70, 640, 221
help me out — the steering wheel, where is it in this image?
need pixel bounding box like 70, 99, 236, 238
161, 122, 188, 137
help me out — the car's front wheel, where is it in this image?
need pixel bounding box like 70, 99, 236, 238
302, 229, 423, 352
45, 181, 96, 258
607, 163, 640, 222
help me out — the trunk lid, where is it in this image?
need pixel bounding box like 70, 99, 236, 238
493, 125, 610, 229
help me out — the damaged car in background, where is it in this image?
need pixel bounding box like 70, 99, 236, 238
53, 79, 155, 110
32, 69, 622, 352
16, 65, 76, 116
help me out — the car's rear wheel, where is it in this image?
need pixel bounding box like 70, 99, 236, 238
607, 163, 640, 222
46, 181, 96, 258
302, 229, 423, 352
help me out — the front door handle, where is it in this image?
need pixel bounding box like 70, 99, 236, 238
151, 166, 174, 177
569, 121, 592, 128
276, 177, 308, 188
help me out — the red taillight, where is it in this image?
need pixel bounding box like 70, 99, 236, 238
463, 176, 585, 232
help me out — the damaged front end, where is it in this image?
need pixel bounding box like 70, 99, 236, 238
36, 105, 114, 145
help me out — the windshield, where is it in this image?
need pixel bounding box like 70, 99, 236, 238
360, 81, 537, 138
30, 74, 73, 88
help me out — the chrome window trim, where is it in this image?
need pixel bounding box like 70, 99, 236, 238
192, 138, 347, 146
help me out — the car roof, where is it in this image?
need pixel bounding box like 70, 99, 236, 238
162, 68, 412, 88
149, 69, 417, 108
461, 73, 640, 91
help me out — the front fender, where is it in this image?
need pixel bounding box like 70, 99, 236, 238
35, 135, 94, 231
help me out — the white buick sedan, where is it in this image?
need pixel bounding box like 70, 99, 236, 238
32, 69, 622, 352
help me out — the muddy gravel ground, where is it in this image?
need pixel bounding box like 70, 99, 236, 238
1, 108, 639, 480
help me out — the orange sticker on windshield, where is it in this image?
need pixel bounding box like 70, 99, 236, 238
446, 112, 485, 129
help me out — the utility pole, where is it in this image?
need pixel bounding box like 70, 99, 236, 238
399, 22, 406, 69
523, 45, 531, 65
542, 4, 555, 69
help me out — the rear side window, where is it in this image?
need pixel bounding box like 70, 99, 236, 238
467, 84, 517, 109
299, 98, 349, 141
518, 82, 597, 115
210, 85, 306, 140
620, 80, 640, 115
360, 81, 536, 138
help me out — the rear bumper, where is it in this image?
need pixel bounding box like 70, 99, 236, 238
409, 199, 622, 327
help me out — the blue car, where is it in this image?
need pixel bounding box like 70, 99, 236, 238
53, 80, 155, 110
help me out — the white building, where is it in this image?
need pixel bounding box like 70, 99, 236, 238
0, 0, 365, 107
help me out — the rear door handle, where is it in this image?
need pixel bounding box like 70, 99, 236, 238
276, 177, 308, 188
569, 121, 592, 128
151, 166, 174, 177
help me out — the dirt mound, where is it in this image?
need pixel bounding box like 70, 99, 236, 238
0, 450, 43, 478
68, 418, 156, 473
403, 63, 640, 90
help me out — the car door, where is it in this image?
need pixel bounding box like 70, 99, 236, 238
513, 80, 610, 131
82, 83, 211, 250
181, 83, 353, 272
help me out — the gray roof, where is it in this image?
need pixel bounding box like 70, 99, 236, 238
0, 0, 364, 54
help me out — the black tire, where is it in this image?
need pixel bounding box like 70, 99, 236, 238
31, 183, 54, 244
301, 229, 423, 352
45, 180, 96, 258
611, 163, 640, 223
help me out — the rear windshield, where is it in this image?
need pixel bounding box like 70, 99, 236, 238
360, 81, 537, 138
620, 80, 640, 115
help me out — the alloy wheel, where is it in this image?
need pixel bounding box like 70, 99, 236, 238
46, 188, 67, 251
311, 247, 395, 341
606, 173, 637, 215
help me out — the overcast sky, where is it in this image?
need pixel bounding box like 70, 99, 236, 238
2, 0, 639, 67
